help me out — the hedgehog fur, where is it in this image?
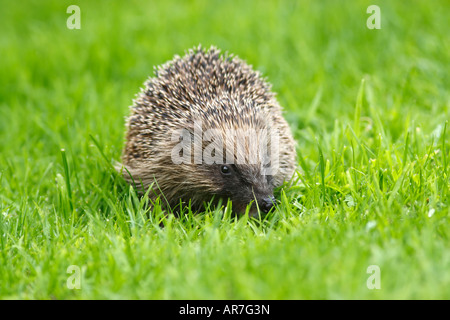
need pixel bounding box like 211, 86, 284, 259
120, 45, 296, 215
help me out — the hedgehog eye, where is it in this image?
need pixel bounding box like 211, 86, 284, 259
220, 165, 232, 175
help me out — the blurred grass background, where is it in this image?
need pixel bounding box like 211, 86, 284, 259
1, 0, 448, 166
0, 1, 450, 162
0, 0, 449, 299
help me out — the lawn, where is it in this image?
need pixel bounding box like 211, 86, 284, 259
0, 0, 449, 299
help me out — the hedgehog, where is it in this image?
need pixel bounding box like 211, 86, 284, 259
119, 45, 296, 216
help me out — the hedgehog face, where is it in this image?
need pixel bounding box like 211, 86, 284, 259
202, 163, 276, 216
191, 118, 280, 215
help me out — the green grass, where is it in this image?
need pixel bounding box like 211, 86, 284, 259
0, 0, 449, 299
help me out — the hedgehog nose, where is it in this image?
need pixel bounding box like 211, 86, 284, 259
261, 196, 276, 214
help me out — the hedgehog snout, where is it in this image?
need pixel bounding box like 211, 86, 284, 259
259, 195, 276, 214
225, 185, 275, 215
